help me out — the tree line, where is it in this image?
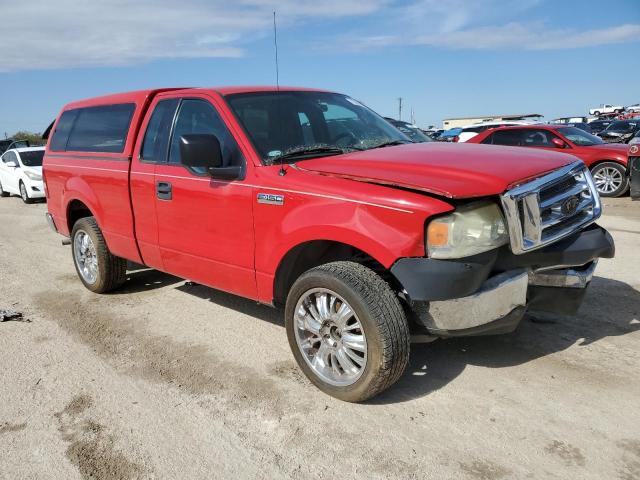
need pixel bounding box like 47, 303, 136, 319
5, 131, 46, 146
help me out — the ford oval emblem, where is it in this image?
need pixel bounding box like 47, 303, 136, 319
561, 197, 580, 215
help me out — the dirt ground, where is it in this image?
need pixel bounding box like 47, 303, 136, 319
0, 195, 638, 480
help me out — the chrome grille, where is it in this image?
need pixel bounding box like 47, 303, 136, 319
501, 161, 601, 254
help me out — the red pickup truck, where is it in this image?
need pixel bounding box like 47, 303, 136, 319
43, 87, 614, 401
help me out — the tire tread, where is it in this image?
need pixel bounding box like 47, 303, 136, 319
291, 261, 410, 401
72, 217, 127, 293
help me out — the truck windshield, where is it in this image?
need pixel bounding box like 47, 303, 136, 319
225, 91, 409, 164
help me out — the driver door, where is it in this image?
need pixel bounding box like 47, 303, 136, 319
153, 94, 257, 299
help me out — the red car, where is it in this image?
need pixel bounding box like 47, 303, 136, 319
467, 125, 629, 197
43, 87, 614, 401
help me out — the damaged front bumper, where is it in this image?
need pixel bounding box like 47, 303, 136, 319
391, 224, 614, 337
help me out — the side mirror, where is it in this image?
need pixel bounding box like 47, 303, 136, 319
5, 161, 17, 168
551, 138, 566, 148
180, 134, 223, 170
179, 134, 244, 180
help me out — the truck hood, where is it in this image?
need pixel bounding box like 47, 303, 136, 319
295, 143, 577, 199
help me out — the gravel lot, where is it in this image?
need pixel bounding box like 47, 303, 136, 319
1, 196, 639, 480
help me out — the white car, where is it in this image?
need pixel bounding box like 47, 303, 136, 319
456, 120, 537, 143
589, 104, 624, 116
0, 147, 45, 203
626, 104, 640, 113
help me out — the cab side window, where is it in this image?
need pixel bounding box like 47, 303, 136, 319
168, 99, 244, 172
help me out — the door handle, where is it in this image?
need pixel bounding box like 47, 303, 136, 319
156, 181, 172, 200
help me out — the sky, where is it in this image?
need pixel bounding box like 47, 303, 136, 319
1, 0, 639, 136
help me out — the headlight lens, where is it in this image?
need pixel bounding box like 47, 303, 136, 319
426, 203, 509, 259
25, 171, 42, 181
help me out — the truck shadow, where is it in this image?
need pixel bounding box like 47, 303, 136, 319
117, 270, 639, 404
372, 276, 640, 404
175, 282, 283, 327
111, 268, 184, 294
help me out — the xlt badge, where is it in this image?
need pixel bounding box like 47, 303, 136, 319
257, 193, 284, 206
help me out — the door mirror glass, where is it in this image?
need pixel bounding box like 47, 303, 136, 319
179, 134, 223, 170
551, 138, 566, 148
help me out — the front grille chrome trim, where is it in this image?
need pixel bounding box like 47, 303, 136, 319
501, 161, 601, 255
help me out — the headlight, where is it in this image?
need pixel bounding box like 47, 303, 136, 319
426, 203, 509, 259
25, 171, 42, 181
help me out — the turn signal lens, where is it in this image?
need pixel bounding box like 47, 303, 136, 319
427, 220, 450, 247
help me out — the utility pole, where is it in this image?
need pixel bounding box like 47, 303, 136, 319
397, 97, 403, 121
411, 107, 415, 125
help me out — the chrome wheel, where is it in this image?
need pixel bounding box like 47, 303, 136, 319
293, 288, 367, 387
20, 183, 28, 201
593, 166, 623, 194
73, 230, 99, 284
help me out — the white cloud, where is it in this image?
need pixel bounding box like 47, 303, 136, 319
336, 0, 640, 52
0, 0, 387, 72
414, 22, 640, 50
2, 0, 639, 72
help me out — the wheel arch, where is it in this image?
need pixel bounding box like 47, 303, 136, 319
272, 239, 400, 307
66, 198, 96, 233
589, 158, 627, 170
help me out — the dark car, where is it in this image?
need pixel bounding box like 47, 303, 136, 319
598, 120, 640, 143
0, 139, 30, 155
588, 120, 613, 135
384, 118, 433, 143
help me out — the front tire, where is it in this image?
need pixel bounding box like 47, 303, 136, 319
285, 261, 410, 402
71, 217, 127, 293
19, 182, 33, 204
591, 162, 629, 197
594, 111, 600, 116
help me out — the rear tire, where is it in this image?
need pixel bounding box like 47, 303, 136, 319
71, 217, 127, 293
19, 182, 33, 204
0, 180, 8, 197
285, 261, 410, 402
594, 111, 600, 116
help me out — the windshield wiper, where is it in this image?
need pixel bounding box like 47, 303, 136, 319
270, 146, 348, 163
368, 140, 411, 150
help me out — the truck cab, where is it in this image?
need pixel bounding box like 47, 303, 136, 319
43, 87, 615, 401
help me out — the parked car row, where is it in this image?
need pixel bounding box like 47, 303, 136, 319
588, 103, 640, 117
465, 124, 631, 197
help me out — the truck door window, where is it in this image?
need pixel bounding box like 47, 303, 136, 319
141, 99, 179, 163
168, 99, 244, 172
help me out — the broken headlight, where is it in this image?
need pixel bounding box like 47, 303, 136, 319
426, 202, 509, 259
